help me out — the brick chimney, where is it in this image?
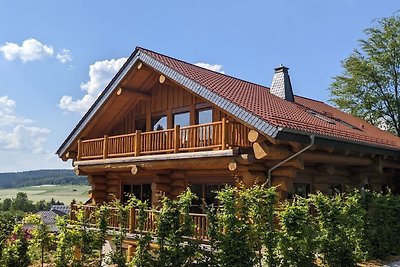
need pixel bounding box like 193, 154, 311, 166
270, 65, 294, 102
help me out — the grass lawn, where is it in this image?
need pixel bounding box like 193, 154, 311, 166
0, 184, 91, 204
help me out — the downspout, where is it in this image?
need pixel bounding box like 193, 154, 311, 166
267, 134, 315, 187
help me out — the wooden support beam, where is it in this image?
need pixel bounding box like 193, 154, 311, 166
151, 182, 171, 193
77, 163, 136, 174
107, 179, 120, 186
170, 171, 185, 179
66, 151, 77, 160
74, 166, 82, 176
107, 185, 119, 194
264, 157, 304, 170
171, 186, 186, 196
252, 142, 291, 160
159, 75, 166, 84
92, 183, 107, 191
135, 157, 231, 170
334, 167, 351, 176
131, 165, 139, 175
234, 154, 255, 165
271, 176, 293, 200
117, 87, 152, 100
317, 165, 335, 175
248, 130, 266, 143
319, 146, 335, 153
372, 157, 383, 173
233, 163, 267, 172
171, 179, 186, 187
240, 170, 267, 188
350, 166, 392, 176
228, 159, 238, 171
154, 174, 172, 184
271, 167, 297, 178
288, 141, 303, 152
302, 151, 373, 166
382, 160, 400, 169
91, 191, 107, 200
92, 176, 108, 184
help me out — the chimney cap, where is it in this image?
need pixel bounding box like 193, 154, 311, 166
274, 64, 289, 72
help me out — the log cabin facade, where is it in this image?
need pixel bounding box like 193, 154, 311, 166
57, 47, 400, 211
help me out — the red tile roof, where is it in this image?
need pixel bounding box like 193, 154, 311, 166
139, 47, 400, 150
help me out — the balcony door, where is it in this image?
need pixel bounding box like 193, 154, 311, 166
189, 183, 226, 213
196, 109, 213, 147
122, 183, 151, 204
152, 116, 167, 131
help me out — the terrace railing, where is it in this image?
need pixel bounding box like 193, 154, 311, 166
77, 118, 251, 161
70, 203, 209, 241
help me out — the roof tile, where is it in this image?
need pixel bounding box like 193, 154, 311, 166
138, 47, 400, 150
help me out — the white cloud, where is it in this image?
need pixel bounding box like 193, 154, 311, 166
0, 96, 48, 156
0, 96, 62, 172
195, 62, 225, 74
0, 95, 15, 113
0, 38, 54, 62
56, 48, 72, 63
59, 57, 127, 114
0, 96, 32, 126
0, 125, 50, 153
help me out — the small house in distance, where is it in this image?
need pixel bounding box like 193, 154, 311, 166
57, 47, 400, 210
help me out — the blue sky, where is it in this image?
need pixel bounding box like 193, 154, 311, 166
0, 0, 398, 172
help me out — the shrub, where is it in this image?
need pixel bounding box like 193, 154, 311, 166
155, 189, 202, 267
310, 192, 365, 267
277, 197, 317, 267
363, 190, 400, 259
2, 224, 30, 267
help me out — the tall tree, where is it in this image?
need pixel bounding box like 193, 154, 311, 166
330, 15, 400, 136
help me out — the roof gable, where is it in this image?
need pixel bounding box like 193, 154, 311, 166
57, 47, 400, 158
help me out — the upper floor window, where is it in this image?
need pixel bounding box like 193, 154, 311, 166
174, 112, 190, 127
152, 116, 167, 131
197, 109, 212, 124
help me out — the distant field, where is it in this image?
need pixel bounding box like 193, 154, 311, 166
0, 184, 91, 204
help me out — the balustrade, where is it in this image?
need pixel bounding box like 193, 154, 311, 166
77, 120, 250, 160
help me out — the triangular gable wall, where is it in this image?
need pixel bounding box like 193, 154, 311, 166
57, 48, 278, 157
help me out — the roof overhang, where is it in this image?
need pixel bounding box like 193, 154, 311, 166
277, 128, 400, 157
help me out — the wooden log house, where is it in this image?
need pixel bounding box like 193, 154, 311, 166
57, 47, 400, 213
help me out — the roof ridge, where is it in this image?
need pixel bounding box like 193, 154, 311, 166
137, 46, 271, 91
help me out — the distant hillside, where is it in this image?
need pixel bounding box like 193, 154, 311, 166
0, 169, 87, 188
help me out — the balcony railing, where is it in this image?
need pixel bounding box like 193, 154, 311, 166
70, 204, 209, 241
77, 119, 251, 161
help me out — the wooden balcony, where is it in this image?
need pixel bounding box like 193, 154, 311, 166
77, 119, 251, 161
70, 203, 209, 241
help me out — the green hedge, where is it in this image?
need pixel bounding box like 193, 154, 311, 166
1, 186, 400, 267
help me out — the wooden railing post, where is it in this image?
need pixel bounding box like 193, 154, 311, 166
174, 125, 180, 153
70, 200, 76, 221
134, 130, 141, 157
103, 135, 109, 159
221, 118, 227, 149
129, 207, 135, 234
77, 139, 82, 161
